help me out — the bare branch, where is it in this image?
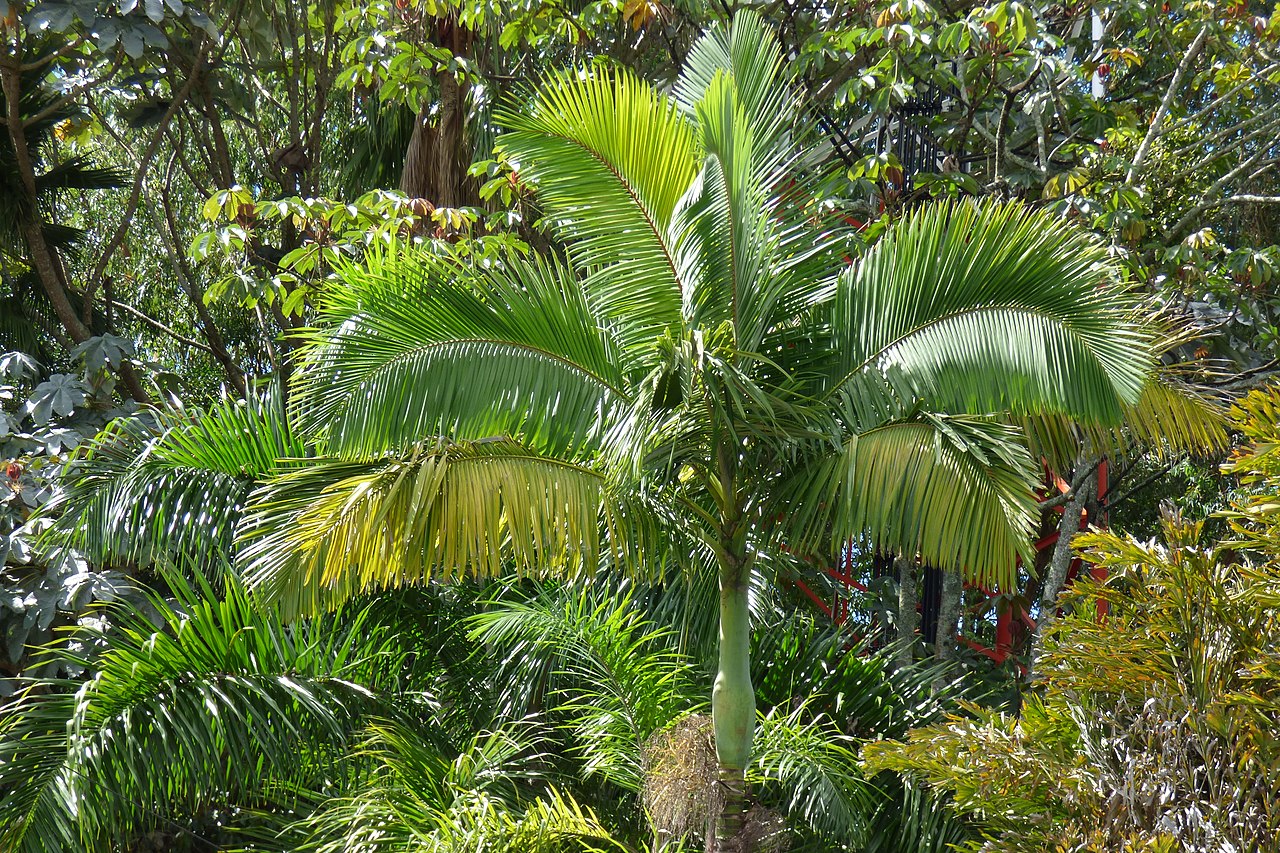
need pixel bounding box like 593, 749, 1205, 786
1104, 457, 1183, 512
1127, 24, 1209, 184
1223, 194, 1280, 204
107, 300, 214, 354
18, 37, 88, 72
1166, 145, 1273, 239
1175, 61, 1280, 128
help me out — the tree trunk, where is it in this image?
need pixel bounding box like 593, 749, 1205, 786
935, 569, 964, 663
400, 19, 476, 210
896, 555, 918, 668
2, 61, 150, 404
710, 560, 754, 853
1029, 458, 1097, 674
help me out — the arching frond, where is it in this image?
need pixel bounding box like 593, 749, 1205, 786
497, 68, 695, 359
751, 616, 957, 740
0, 575, 395, 853
293, 248, 627, 459
823, 200, 1150, 425
39, 384, 301, 567
469, 586, 700, 791
34, 157, 124, 193
241, 439, 657, 617
675, 9, 797, 179
751, 701, 877, 845
782, 414, 1040, 590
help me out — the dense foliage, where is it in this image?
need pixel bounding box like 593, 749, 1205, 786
0, 0, 1277, 851
864, 387, 1280, 851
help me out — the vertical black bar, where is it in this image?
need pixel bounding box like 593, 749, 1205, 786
919, 563, 943, 642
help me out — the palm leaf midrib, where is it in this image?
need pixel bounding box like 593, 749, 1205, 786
315, 335, 635, 415
825, 301, 1128, 403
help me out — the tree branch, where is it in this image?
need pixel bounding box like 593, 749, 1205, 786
1102, 458, 1181, 512
1, 60, 150, 404
1038, 456, 1105, 511
107, 300, 214, 354
1166, 146, 1273, 240
1224, 194, 1280, 205
83, 44, 210, 323
1126, 24, 1209, 184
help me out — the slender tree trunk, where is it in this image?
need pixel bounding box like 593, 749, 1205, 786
1030, 457, 1097, 673
711, 556, 754, 853
896, 555, 918, 668
1, 60, 149, 404
935, 569, 964, 663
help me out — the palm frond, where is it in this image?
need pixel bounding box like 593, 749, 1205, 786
496, 67, 695, 360
294, 247, 628, 459
241, 439, 654, 616
751, 615, 956, 739
751, 701, 877, 846
860, 779, 975, 853
1116, 377, 1231, 456
823, 199, 1150, 425
34, 156, 124, 192
39, 383, 301, 567
1017, 377, 1230, 473
469, 585, 701, 792
429, 788, 629, 853
781, 414, 1040, 589
0, 573, 396, 853
672, 10, 842, 355
676, 73, 787, 354
674, 9, 797, 181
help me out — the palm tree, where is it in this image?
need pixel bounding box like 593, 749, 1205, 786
224, 14, 1155, 850
36, 13, 1158, 851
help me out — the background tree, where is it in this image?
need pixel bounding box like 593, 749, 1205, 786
864, 385, 1280, 851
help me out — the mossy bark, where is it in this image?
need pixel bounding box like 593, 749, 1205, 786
896, 555, 919, 668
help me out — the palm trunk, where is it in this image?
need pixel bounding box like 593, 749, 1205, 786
710, 559, 754, 852
896, 555, 918, 668
935, 569, 964, 662
933, 569, 964, 692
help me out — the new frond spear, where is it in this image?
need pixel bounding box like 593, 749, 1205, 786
227, 14, 1154, 852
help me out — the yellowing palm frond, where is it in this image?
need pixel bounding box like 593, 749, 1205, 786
242, 439, 647, 616
783, 414, 1040, 590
